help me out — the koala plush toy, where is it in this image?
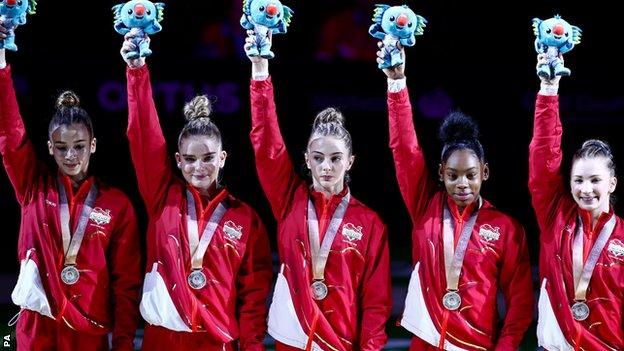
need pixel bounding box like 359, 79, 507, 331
369, 4, 426, 69
0, 0, 37, 51
532, 15, 582, 78
240, 0, 293, 59
113, 0, 165, 59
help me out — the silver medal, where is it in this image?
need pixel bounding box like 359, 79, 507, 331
60, 265, 80, 285
442, 291, 461, 310
311, 280, 328, 300
187, 270, 207, 290
571, 301, 590, 321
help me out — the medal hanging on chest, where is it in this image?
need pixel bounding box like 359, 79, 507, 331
442, 290, 462, 311
307, 193, 350, 301
185, 190, 228, 290
60, 265, 80, 285
187, 269, 208, 290
57, 179, 98, 285
570, 215, 616, 321
441, 200, 479, 310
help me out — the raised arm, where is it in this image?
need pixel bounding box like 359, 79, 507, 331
236, 211, 273, 351
494, 221, 533, 350
528, 54, 571, 231
0, 48, 41, 205
246, 31, 301, 219
122, 38, 173, 213
380, 44, 436, 220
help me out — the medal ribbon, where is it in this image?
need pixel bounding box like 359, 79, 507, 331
186, 190, 227, 270
442, 200, 479, 292
307, 192, 350, 281
571, 214, 616, 301
58, 178, 98, 266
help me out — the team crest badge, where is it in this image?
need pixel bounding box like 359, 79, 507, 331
607, 239, 624, 260
223, 220, 243, 240
478, 224, 500, 243
89, 207, 112, 226
342, 223, 363, 242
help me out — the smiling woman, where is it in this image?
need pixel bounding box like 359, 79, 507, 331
570, 140, 616, 216
122, 34, 272, 350
175, 96, 227, 196
529, 53, 624, 350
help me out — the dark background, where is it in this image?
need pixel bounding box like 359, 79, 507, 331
1, 0, 622, 348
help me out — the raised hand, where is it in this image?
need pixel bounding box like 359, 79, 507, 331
537, 53, 562, 84
245, 30, 269, 79
120, 32, 147, 69
377, 41, 406, 80
0, 23, 7, 40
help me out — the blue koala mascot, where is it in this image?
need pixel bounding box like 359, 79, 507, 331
113, 0, 164, 60
369, 4, 426, 69
0, 0, 36, 51
240, 0, 293, 59
532, 15, 582, 78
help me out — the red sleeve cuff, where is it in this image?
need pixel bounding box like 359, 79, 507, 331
126, 64, 149, 78
536, 93, 558, 105
250, 76, 273, 89
388, 87, 409, 103
0, 64, 12, 78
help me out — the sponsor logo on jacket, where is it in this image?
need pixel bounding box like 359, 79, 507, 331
89, 207, 112, 226
342, 223, 363, 242
478, 224, 500, 243
607, 239, 624, 260
223, 220, 243, 240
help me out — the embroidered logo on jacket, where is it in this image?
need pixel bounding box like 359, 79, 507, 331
607, 239, 624, 260
89, 207, 112, 226
478, 224, 500, 243
342, 223, 363, 242
223, 220, 243, 240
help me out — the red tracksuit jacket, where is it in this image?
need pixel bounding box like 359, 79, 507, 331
388, 87, 533, 350
530, 94, 624, 350
249, 77, 392, 351
0, 65, 141, 350
126, 65, 272, 350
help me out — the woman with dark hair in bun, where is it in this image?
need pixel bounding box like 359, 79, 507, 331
245, 32, 391, 351
0, 47, 142, 350
378, 45, 533, 350
121, 37, 272, 350
530, 54, 624, 350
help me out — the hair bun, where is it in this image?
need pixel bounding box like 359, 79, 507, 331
313, 107, 344, 128
581, 139, 610, 152
183, 95, 213, 122
439, 111, 479, 143
577, 139, 614, 160
56, 91, 80, 109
